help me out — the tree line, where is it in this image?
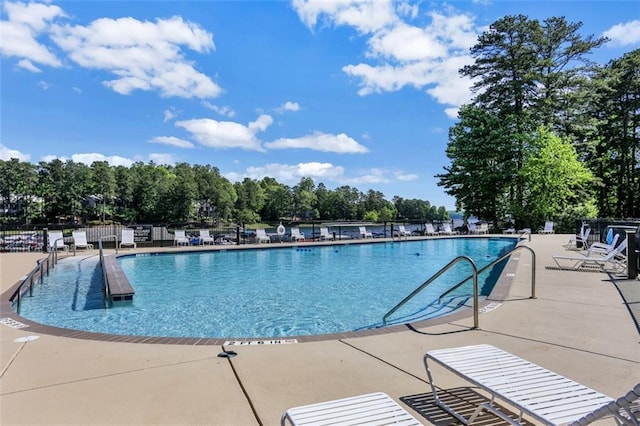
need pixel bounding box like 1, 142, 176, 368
0, 158, 450, 225
437, 15, 639, 231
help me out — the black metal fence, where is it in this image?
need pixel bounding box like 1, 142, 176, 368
1, 220, 454, 252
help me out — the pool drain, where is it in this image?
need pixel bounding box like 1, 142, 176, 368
217, 350, 237, 358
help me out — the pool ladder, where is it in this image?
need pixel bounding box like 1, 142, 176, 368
382, 245, 535, 329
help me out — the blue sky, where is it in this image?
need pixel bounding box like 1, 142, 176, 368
2, 1, 639, 209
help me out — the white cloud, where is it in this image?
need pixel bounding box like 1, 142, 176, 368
228, 162, 345, 184
38, 80, 50, 90
70, 153, 134, 167
163, 108, 178, 122
293, 2, 479, 116
149, 136, 194, 148
16, 58, 41, 72
148, 153, 176, 165
603, 20, 640, 47
265, 131, 369, 154
277, 101, 300, 112
50, 15, 221, 98
202, 101, 236, 117
176, 115, 272, 151
0, 144, 31, 161
73, 86, 82, 94
0, 1, 64, 67
292, 0, 397, 34
225, 162, 418, 188
41, 152, 134, 167
248, 114, 274, 132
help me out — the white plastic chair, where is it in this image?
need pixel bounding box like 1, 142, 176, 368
256, 229, 271, 243
199, 229, 214, 245
48, 231, 68, 251
359, 226, 373, 238
119, 229, 137, 249
174, 230, 190, 246
290, 228, 305, 242
72, 231, 93, 250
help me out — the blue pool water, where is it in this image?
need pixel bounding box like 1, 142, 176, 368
17, 238, 516, 338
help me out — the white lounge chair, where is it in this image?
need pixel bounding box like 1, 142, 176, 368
199, 229, 214, 245
256, 229, 271, 243
359, 226, 373, 239
424, 223, 438, 236
552, 238, 627, 272
281, 392, 421, 426
119, 229, 137, 249
441, 223, 459, 235
469, 223, 488, 234
395, 224, 411, 238
319, 227, 334, 241
72, 231, 93, 251
424, 344, 636, 426
290, 227, 305, 242
588, 233, 619, 256
565, 223, 591, 250
174, 230, 190, 246
539, 220, 555, 234
48, 231, 68, 251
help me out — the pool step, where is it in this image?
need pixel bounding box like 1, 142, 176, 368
102, 255, 135, 303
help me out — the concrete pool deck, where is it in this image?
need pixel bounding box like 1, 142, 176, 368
1, 234, 638, 425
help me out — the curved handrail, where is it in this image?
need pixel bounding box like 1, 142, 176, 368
383, 256, 479, 328
10, 250, 56, 314
438, 245, 536, 302
98, 235, 119, 308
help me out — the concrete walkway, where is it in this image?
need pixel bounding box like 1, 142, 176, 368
1, 234, 638, 425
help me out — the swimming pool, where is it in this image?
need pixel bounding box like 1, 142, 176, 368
16, 238, 517, 339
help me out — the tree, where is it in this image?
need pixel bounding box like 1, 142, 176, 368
0, 159, 38, 223
260, 177, 293, 221
292, 177, 317, 219
519, 127, 596, 228
589, 49, 640, 218
437, 106, 518, 226
443, 14, 606, 226
234, 178, 265, 223
90, 161, 116, 223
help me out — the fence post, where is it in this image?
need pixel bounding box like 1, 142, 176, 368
43, 228, 49, 253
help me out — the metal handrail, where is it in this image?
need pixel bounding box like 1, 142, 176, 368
11, 249, 56, 314
382, 244, 537, 329
98, 235, 119, 308
520, 229, 532, 242
438, 245, 536, 302
383, 256, 480, 328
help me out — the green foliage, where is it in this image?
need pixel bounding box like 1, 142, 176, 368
518, 127, 596, 227
440, 13, 627, 226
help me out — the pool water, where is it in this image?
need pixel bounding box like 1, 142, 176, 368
17, 238, 516, 338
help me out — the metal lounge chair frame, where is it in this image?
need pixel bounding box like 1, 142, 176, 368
424, 344, 637, 425
552, 238, 626, 272
565, 224, 591, 250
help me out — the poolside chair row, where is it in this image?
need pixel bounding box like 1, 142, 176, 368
282, 344, 640, 426
48, 230, 138, 251
553, 237, 627, 272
